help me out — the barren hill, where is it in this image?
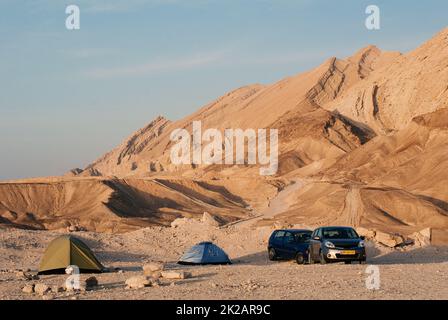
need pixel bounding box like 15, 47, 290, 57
1, 28, 448, 238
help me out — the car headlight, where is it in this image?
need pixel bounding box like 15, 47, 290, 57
324, 241, 335, 248
358, 240, 365, 248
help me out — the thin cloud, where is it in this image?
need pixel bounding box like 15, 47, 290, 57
64, 48, 114, 59
83, 0, 182, 13
83, 51, 226, 78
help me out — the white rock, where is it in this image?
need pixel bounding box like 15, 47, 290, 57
34, 283, 50, 296
161, 271, 191, 280
22, 284, 34, 294
125, 276, 152, 289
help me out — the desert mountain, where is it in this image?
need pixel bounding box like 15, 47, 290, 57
78, 45, 396, 177
1, 28, 447, 238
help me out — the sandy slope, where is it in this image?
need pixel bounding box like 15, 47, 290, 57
0, 177, 282, 232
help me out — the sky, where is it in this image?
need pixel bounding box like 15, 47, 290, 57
0, 0, 447, 180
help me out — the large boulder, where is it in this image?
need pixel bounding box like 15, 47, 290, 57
374, 231, 404, 248
409, 228, 431, 247
356, 227, 376, 239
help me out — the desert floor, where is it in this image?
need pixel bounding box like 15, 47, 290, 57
0, 222, 447, 300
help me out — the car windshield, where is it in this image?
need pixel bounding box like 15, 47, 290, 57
322, 228, 358, 239
293, 232, 311, 243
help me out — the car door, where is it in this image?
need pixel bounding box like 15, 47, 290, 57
271, 231, 285, 257
282, 231, 296, 259
309, 230, 317, 259
310, 228, 322, 260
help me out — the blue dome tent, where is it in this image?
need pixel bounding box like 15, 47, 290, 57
178, 242, 232, 265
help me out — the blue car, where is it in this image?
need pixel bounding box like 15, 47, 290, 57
268, 229, 312, 264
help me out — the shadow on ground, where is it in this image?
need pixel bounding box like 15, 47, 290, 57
369, 247, 448, 265
232, 251, 283, 266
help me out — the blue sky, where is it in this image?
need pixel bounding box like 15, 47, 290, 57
0, 0, 447, 180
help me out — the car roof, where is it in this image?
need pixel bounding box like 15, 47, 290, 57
319, 226, 355, 230
275, 229, 312, 233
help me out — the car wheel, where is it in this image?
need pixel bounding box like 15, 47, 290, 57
344, 261, 351, 265
319, 251, 327, 264
295, 253, 305, 265
359, 259, 367, 264
268, 248, 277, 261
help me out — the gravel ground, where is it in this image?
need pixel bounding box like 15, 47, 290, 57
0, 224, 447, 300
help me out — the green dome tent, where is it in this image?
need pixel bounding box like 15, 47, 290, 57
38, 235, 104, 274
178, 242, 231, 265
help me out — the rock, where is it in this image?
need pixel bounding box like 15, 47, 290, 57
273, 221, 293, 230
410, 228, 431, 247
15, 271, 38, 281
42, 294, 55, 300
149, 271, 162, 279
170, 217, 194, 228
51, 286, 64, 294
64, 282, 75, 292
125, 276, 152, 289
419, 227, 431, 239
161, 271, 192, 280
22, 284, 35, 294
67, 225, 78, 232
151, 278, 161, 287
374, 231, 404, 248
356, 227, 376, 239
201, 212, 222, 227
66, 225, 86, 232
84, 276, 98, 289
34, 283, 50, 296
143, 262, 165, 275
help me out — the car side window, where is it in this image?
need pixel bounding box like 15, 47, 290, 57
284, 232, 294, 242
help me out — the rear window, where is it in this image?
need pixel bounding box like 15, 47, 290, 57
323, 228, 358, 239
274, 231, 285, 238
294, 232, 311, 243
